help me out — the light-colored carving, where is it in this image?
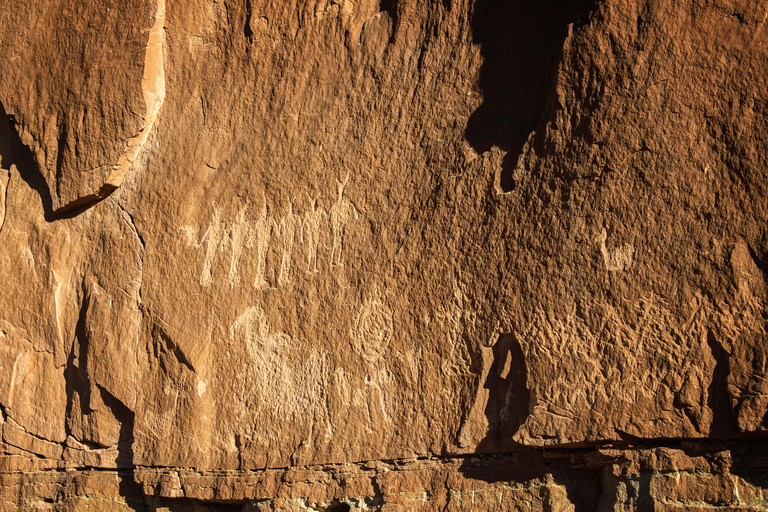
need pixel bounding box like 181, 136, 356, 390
181, 204, 226, 287
329, 175, 358, 268
598, 228, 635, 271
231, 305, 292, 357
352, 291, 393, 362
229, 305, 332, 451
226, 205, 250, 288
302, 192, 326, 274
248, 198, 276, 290
277, 201, 302, 287
437, 283, 475, 375
0, 158, 10, 234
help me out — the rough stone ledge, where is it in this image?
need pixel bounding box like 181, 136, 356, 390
2, 441, 768, 511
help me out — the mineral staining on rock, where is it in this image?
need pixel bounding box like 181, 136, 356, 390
0, 0, 767, 509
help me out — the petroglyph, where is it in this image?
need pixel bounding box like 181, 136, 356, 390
249, 198, 276, 290
598, 228, 635, 271
229, 305, 332, 447
302, 193, 326, 274
180, 184, 360, 289
0, 157, 10, 234
329, 175, 358, 268
226, 205, 250, 288
230, 305, 292, 358
181, 204, 226, 287
277, 201, 302, 287
353, 291, 393, 363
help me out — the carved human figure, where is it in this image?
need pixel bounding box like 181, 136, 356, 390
277, 200, 302, 287
248, 196, 276, 290
329, 175, 358, 268
182, 204, 226, 287
227, 205, 250, 288
302, 192, 326, 274
351, 292, 395, 428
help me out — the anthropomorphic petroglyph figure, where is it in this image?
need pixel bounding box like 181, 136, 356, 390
353, 293, 393, 362
227, 205, 250, 288
181, 204, 227, 287
329, 175, 358, 268
351, 292, 395, 426
248, 197, 276, 290
277, 201, 302, 287
302, 192, 326, 274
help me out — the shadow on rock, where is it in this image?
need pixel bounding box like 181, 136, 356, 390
465, 0, 598, 191
459, 332, 600, 511
0, 101, 94, 222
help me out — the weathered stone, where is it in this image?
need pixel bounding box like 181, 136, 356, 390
0, 0, 767, 508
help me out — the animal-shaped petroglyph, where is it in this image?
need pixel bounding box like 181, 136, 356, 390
329, 175, 358, 268
230, 305, 292, 358
180, 183, 360, 289
598, 227, 635, 272
227, 205, 250, 288
228, 305, 332, 450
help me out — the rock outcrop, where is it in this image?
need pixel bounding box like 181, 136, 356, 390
0, 0, 766, 509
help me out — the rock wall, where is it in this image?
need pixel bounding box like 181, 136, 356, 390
0, 0, 766, 510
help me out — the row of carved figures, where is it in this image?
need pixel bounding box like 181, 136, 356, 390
182, 177, 358, 288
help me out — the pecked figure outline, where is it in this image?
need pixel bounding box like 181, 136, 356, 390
181, 180, 359, 290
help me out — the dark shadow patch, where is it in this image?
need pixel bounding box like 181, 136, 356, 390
474, 333, 530, 454
152, 322, 197, 374
0, 102, 56, 221
460, 453, 601, 511
731, 440, 768, 490
466, 0, 598, 191
0, 101, 97, 221
244, 0, 253, 38
64, 292, 146, 510
459, 332, 601, 511
706, 331, 740, 438
149, 497, 246, 511
1, 101, 117, 219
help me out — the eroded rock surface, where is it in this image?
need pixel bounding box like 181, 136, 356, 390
0, 0, 767, 509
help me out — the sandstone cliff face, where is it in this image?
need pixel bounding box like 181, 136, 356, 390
0, 0, 767, 510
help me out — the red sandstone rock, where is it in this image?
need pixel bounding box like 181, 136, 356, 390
0, 0, 766, 509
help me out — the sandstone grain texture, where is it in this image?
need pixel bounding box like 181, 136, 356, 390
0, 0, 767, 509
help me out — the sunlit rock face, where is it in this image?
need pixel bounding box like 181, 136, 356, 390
0, 0, 766, 509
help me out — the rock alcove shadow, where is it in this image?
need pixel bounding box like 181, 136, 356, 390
465, 0, 598, 191
458, 333, 601, 511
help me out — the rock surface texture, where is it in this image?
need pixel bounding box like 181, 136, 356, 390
0, 0, 767, 510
